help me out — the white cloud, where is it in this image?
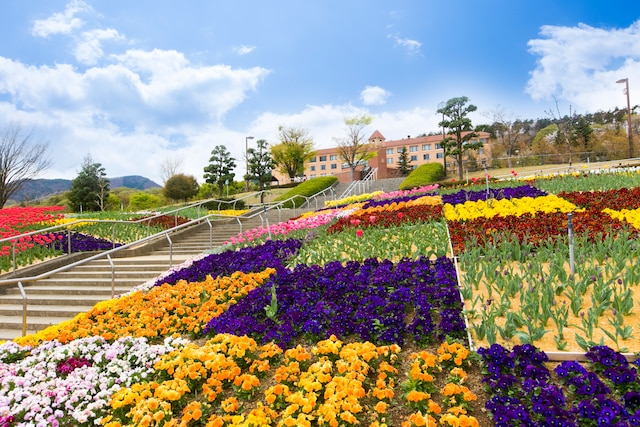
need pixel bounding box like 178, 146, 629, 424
388, 34, 421, 55
360, 86, 391, 106
526, 20, 640, 113
31, 0, 91, 37
235, 45, 256, 55
74, 28, 124, 65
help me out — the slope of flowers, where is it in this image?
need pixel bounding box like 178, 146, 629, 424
3, 179, 640, 426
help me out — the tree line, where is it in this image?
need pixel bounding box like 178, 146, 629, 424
1, 97, 637, 210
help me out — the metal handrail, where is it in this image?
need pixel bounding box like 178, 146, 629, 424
339, 167, 378, 198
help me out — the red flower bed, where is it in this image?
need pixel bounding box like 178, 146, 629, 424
447, 209, 635, 253
0, 206, 65, 237
131, 214, 191, 230
558, 187, 640, 211
327, 204, 443, 234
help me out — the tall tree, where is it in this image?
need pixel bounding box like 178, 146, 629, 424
0, 123, 52, 208
396, 147, 412, 176
164, 173, 199, 202
203, 145, 236, 197
486, 109, 532, 168
271, 126, 315, 182
67, 154, 110, 212
246, 139, 275, 203
335, 114, 376, 181
159, 156, 183, 185
437, 97, 481, 180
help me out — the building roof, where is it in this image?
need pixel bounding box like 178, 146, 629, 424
369, 130, 385, 141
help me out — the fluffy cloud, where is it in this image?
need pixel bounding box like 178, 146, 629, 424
360, 86, 391, 106
31, 0, 91, 37
526, 20, 640, 113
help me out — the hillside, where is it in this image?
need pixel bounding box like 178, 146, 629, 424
8, 175, 161, 203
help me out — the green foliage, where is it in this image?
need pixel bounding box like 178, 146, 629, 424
201, 198, 247, 211
437, 96, 480, 180
399, 163, 444, 190
271, 126, 315, 181
203, 145, 236, 197
274, 176, 338, 208
247, 139, 276, 203
129, 192, 164, 211
396, 147, 412, 176
164, 174, 199, 202
67, 154, 110, 212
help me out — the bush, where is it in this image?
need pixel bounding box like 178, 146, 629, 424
201, 198, 247, 211
274, 176, 338, 208
399, 163, 445, 190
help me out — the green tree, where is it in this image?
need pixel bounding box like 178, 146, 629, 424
396, 147, 412, 176
129, 192, 163, 211
246, 139, 275, 203
335, 114, 376, 181
67, 154, 110, 212
437, 97, 481, 180
164, 174, 199, 202
271, 126, 315, 182
0, 123, 52, 208
203, 145, 236, 197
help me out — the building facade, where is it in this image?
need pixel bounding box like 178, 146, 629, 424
279, 130, 492, 183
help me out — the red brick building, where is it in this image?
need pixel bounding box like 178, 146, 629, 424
276, 130, 492, 183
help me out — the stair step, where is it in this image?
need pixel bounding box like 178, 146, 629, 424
2, 285, 131, 296
0, 294, 116, 306
0, 304, 95, 319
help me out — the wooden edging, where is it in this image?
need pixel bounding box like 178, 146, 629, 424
544, 351, 638, 362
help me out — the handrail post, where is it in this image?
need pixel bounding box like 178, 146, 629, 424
165, 233, 173, 268
112, 222, 116, 249
107, 254, 115, 299
67, 228, 72, 255
12, 240, 17, 274
206, 218, 213, 251
17, 281, 27, 336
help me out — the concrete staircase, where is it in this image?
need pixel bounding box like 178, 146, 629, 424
0, 209, 304, 341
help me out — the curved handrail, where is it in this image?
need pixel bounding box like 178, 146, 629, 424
0, 185, 336, 286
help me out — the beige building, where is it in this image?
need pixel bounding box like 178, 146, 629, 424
273, 130, 492, 183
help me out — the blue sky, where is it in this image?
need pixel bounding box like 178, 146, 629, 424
1, 0, 640, 184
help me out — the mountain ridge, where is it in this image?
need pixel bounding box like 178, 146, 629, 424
9, 175, 161, 203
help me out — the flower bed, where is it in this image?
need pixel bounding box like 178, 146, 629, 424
3, 176, 640, 426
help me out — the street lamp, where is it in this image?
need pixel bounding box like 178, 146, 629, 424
616, 78, 634, 158
245, 136, 254, 191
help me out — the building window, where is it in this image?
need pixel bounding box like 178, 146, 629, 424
321, 165, 326, 170
409, 146, 418, 152
478, 148, 485, 155
386, 148, 394, 155
319, 155, 327, 162
310, 165, 316, 171
423, 154, 430, 160
410, 155, 418, 161
330, 154, 338, 161
331, 163, 337, 169
436, 152, 444, 159
422, 144, 431, 150
435, 143, 442, 149
386, 158, 394, 164
397, 147, 405, 153
310, 157, 316, 162
310, 174, 316, 178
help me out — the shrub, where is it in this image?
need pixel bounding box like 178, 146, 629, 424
274, 176, 338, 208
400, 163, 445, 190
202, 198, 247, 211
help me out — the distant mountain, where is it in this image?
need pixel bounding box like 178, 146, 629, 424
8, 175, 161, 203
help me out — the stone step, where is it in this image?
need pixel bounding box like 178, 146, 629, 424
0, 304, 96, 319
0, 293, 113, 306
2, 285, 132, 296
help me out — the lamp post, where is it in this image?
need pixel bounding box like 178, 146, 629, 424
616, 78, 634, 159
245, 136, 254, 191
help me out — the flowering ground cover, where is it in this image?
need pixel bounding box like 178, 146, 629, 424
2, 171, 640, 426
